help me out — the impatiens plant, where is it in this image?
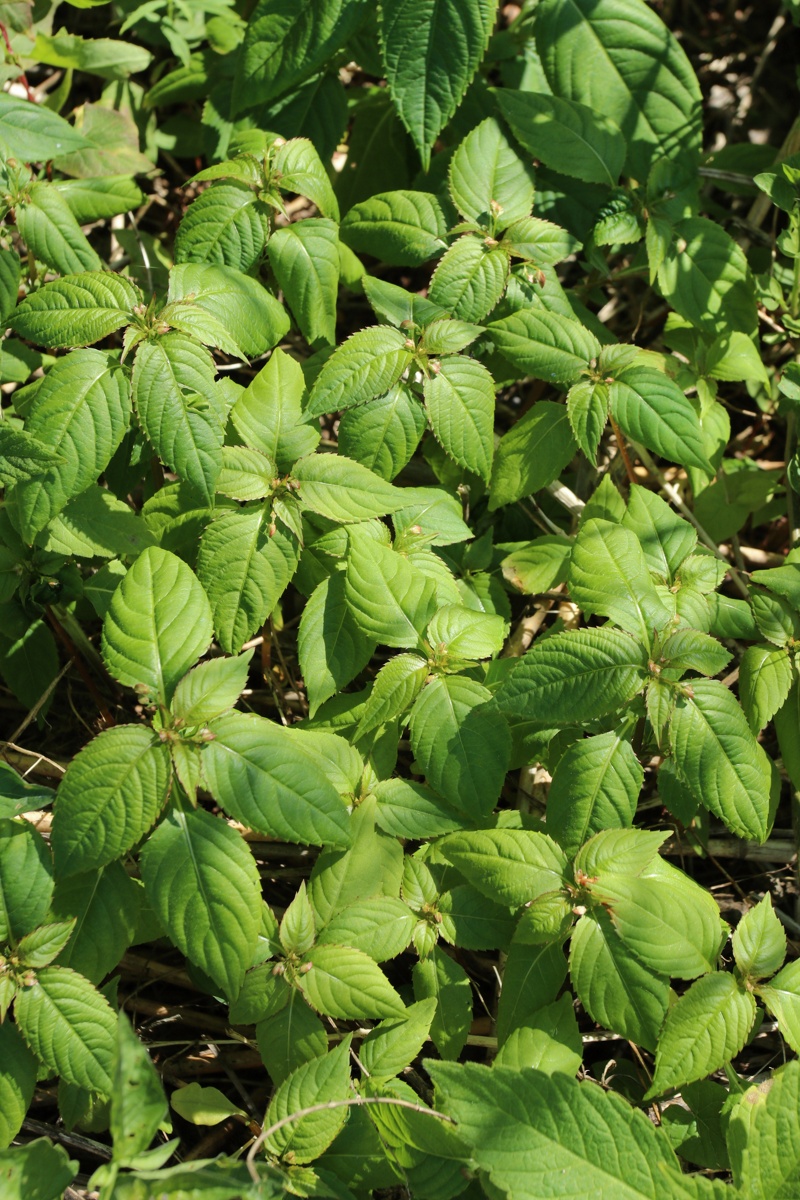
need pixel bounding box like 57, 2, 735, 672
1, 0, 800, 1197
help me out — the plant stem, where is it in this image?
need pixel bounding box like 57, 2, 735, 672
0, 22, 35, 102
608, 413, 637, 485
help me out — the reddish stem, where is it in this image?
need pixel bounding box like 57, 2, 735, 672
609, 413, 638, 486
0, 22, 35, 103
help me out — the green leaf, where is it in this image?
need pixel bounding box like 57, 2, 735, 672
488, 307, 600, 384
133, 334, 223, 502
569, 518, 673, 642
0, 425, 64, 486
439, 829, 567, 908
621, 484, 696, 580
11, 350, 131, 541
9, 272, 139, 349
659, 628, 732, 677
449, 116, 535, 228
173, 183, 271, 274
196, 508, 298, 654
0, 248, 20, 326
140, 806, 260, 998
647, 972, 755, 1099
0, 764, 54, 820
409, 676, 511, 818
53, 176, 144, 225
657, 217, 757, 335
758, 960, 800, 1055
728, 1060, 800, 1199
202, 710, 351, 847
609, 367, 711, 471
345, 532, 437, 649
355, 652, 428, 738
0, 1139, 77, 1200
280, 881, 316, 955
37, 486, 155, 559
102, 546, 213, 703
495, 627, 648, 724
232, 0, 368, 115
534, 0, 702, 180
15, 965, 117, 1093
0, 91, 91, 161
32, 31, 153, 80
426, 604, 505, 660
231, 347, 319, 471
668, 679, 773, 843
589, 866, 725, 980
16, 183, 102, 276
489, 400, 578, 510
429, 1061, 703, 1200
338, 382, 426, 481
732, 894, 786, 981
500, 539, 571, 602
272, 137, 340, 220
439, 883, 515, 950
317, 897, 414, 962
738, 644, 794, 734
0, 1022, 37, 1149
51, 862, 140, 984
494, 994, 582, 1076
374, 778, 463, 839
52, 726, 172, 876
267, 218, 339, 346
660, 1080, 729, 1171
569, 909, 668, 1051
301, 943, 405, 1019
0, 818, 53, 942
548, 732, 643, 858
360, 998, 436, 1081
413, 946, 472, 1060
495, 89, 625, 186
575, 828, 666, 879
170, 1082, 246, 1126
167, 263, 289, 358
293, 453, 409, 522
497, 941, 568, 1044
306, 325, 414, 418
170, 653, 251, 725
428, 235, 509, 322
298, 573, 376, 716
256, 993, 327, 1085
393, 486, 473, 545
111, 1015, 169, 1165
379, 0, 496, 169
423, 355, 495, 481
262, 1039, 353, 1163
16, 920, 76, 968
340, 191, 447, 266
567, 380, 607, 463
501, 216, 581, 267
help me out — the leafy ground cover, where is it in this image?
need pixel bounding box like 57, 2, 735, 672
1, 0, 800, 1196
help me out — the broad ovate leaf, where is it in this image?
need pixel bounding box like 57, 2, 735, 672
647, 972, 756, 1098
139, 806, 261, 998
202, 710, 351, 847
423, 355, 495, 482
52, 725, 171, 876
101, 546, 213, 703
379, 0, 496, 169
306, 325, 414, 418
668, 679, 773, 843
14, 965, 117, 1094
